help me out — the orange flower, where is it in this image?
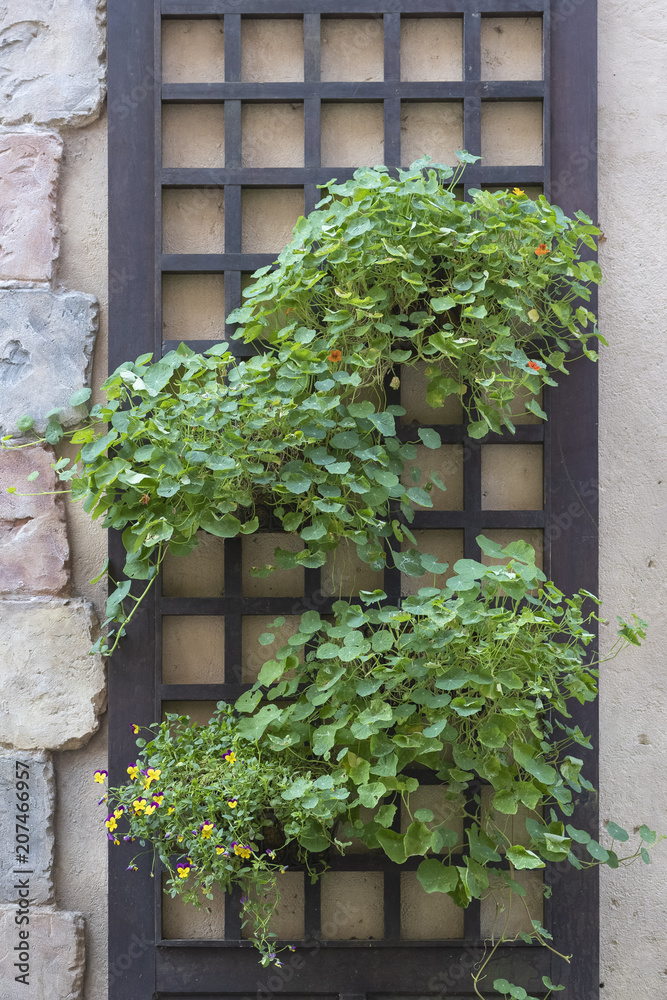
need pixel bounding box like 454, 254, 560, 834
534, 244, 549, 256
328, 350, 342, 363
140, 494, 150, 505
528, 360, 541, 371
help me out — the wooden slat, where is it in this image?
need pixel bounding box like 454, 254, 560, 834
162, 0, 549, 14
162, 79, 545, 100
156, 942, 550, 993
547, 1, 599, 996
108, 4, 159, 996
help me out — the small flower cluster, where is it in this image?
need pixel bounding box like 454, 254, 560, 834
104, 805, 125, 843
95, 706, 347, 967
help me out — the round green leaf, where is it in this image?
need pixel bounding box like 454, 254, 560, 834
606, 821, 629, 843
493, 979, 512, 995
566, 825, 591, 845
69, 387, 92, 407
417, 427, 442, 450
416, 859, 458, 894
506, 846, 545, 870
376, 828, 406, 864
542, 975, 565, 992
585, 838, 609, 862
404, 820, 434, 857
414, 808, 435, 823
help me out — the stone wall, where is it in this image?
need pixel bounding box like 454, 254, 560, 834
0, 2, 665, 998
0, 2, 108, 998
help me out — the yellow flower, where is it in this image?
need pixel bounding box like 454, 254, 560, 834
127, 765, 140, 781
200, 822, 215, 839
131, 723, 140, 734
144, 804, 157, 816
93, 769, 108, 784
513, 187, 525, 196
152, 794, 164, 807
223, 751, 237, 765
133, 798, 147, 814
176, 865, 191, 879
167, 807, 175, 815
228, 799, 238, 809
105, 815, 118, 832
215, 845, 228, 856
142, 767, 161, 790
233, 843, 252, 859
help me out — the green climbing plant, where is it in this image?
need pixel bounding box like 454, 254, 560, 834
4, 155, 603, 655
3, 154, 653, 998
95, 537, 653, 985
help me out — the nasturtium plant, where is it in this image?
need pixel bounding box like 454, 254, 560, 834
228, 154, 603, 439
97, 537, 654, 979
2, 155, 604, 655
4, 153, 653, 996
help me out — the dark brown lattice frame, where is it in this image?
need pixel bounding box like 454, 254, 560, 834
108, 2, 599, 997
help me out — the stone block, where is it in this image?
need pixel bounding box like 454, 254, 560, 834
0, 131, 61, 284
0, 1, 106, 127
0, 597, 106, 751
0, 445, 69, 595
0, 289, 98, 437
0, 905, 84, 997
0, 752, 54, 905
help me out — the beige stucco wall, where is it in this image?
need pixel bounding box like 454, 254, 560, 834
28, 6, 666, 997
54, 113, 109, 1000
598, 1, 667, 996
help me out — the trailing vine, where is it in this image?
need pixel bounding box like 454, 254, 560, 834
5, 156, 603, 655
3, 155, 656, 997
97, 540, 651, 982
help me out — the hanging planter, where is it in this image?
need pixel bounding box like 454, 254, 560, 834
97, 536, 653, 984
4, 156, 606, 656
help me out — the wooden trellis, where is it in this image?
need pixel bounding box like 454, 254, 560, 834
108, 2, 599, 997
